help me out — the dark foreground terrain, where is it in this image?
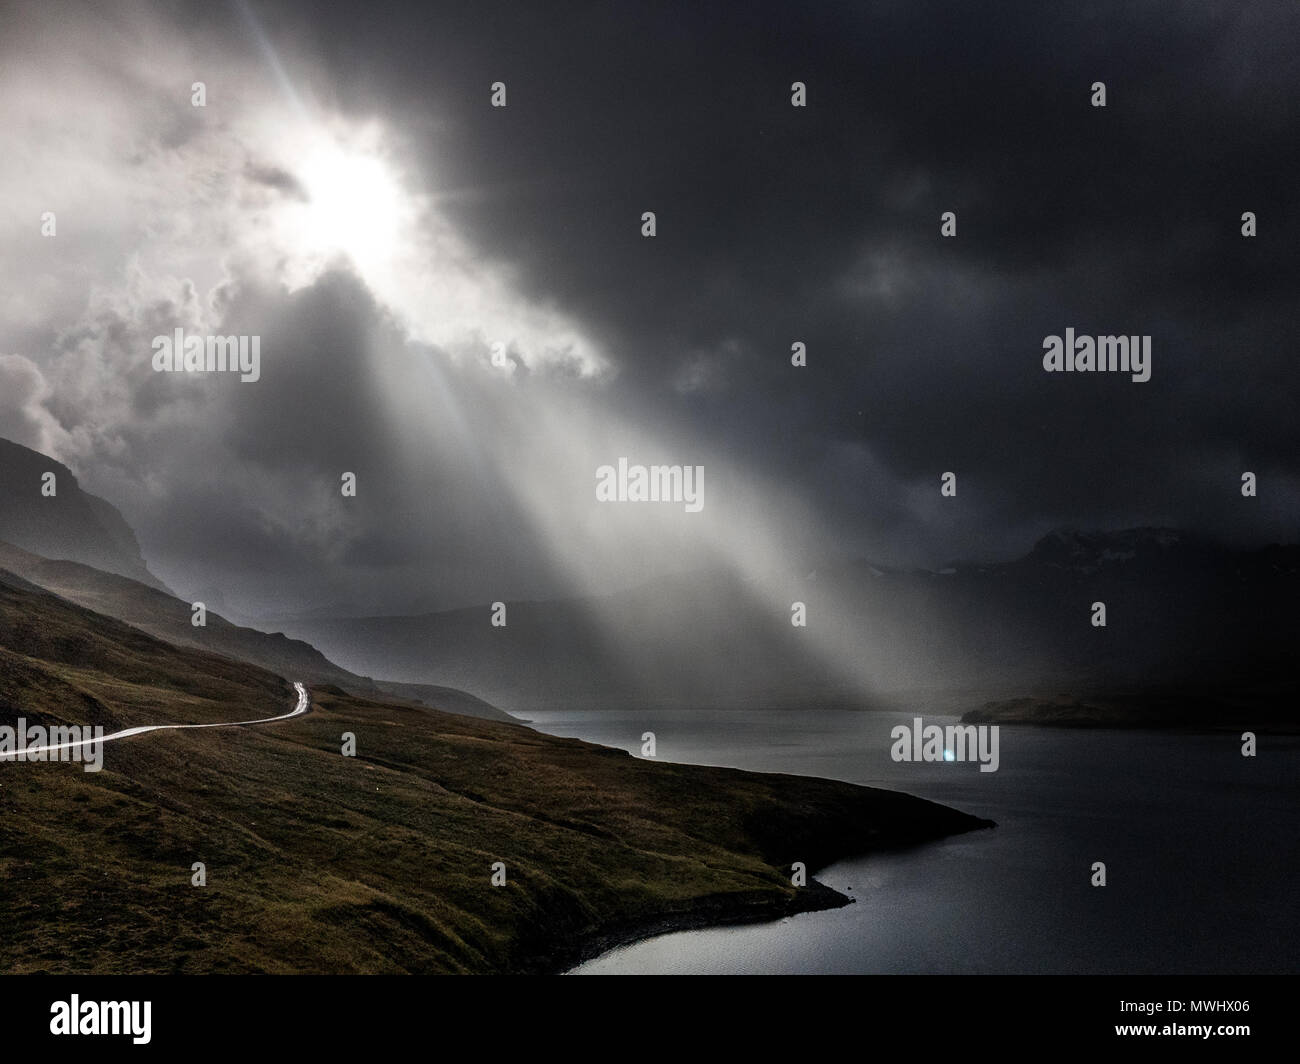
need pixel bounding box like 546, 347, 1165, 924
0, 574, 990, 973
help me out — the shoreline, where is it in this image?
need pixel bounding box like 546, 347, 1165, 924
540, 819, 996, 975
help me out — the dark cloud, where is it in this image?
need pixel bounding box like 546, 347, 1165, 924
244, 163, 309, 201
4, 0, 1298, 616
257, 0, 1298, 555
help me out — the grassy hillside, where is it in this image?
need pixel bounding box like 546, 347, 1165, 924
0, 570, 291, 732
0, 540, 517, 722
0, 576, 991, 973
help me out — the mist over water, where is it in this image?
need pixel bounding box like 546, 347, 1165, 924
524, 710, 1300, 974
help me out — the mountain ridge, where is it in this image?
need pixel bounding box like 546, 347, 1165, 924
0, 437, 168, 593
0, 539, 519, 723
280, 527, 1299, 718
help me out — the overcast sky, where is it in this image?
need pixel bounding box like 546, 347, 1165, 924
2, 0, 1297, 616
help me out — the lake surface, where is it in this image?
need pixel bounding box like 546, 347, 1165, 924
524, 709, 1299, 974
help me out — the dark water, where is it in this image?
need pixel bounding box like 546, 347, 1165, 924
523, 709, 1299, 974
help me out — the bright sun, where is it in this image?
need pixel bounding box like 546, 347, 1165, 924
301, 148, 401, 265
277, 125, 412, 286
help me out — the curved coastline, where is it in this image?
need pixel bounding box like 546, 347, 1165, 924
537, 800, 997, 975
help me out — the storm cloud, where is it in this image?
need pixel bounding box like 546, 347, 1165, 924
1, 0, 1296, 617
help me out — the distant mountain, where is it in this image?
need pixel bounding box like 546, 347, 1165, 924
372, 679, 523, 722
0, 437, 168, 592
283, 527, 1299, 720
0, 434, 516, 722
283, 566, 856, 713
1016, 526, 1239, 577
830, 527, 1298, 712
0, 540, 518, 723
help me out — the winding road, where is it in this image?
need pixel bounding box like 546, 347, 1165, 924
0, 681, 309, 762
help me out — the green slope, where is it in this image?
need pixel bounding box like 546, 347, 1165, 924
0, 574, 991, 973
0, 539, 517, 722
